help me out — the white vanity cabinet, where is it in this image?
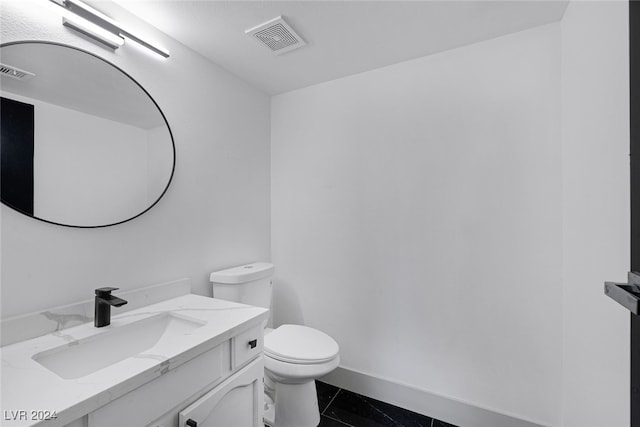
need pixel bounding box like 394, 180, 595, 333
87, 324, 264, 427
2, 294, 268, 427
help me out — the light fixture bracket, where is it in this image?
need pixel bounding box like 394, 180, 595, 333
62, 16, 124, 50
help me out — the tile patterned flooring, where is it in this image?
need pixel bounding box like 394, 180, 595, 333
316, 381, 458, 427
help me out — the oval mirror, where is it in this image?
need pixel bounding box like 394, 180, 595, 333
0, 41, 175, 227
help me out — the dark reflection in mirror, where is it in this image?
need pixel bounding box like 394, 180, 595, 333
0, 42, 174, 227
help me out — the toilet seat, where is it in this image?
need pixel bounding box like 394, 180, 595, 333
264, 352, 340, 384
264, 324, 339, 365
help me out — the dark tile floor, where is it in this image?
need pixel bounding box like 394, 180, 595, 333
316, 381, 458, 427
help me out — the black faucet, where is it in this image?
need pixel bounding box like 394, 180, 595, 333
94, 287, 127, 327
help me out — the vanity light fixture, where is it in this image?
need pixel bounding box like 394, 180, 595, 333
50, 0, 170, 58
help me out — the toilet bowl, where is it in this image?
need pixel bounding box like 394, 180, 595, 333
210, 263, 340, 427
263, 325, 340, 427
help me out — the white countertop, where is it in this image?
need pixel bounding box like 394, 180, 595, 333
0, 294, 268, 426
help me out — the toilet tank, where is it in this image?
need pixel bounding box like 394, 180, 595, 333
209, 262, 274, 309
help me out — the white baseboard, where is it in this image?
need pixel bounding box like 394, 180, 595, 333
320, 366, 550, 427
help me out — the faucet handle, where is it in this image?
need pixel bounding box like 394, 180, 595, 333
95, 287, 119, 297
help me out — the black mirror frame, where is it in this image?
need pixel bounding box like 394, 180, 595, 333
0, 40, 176, 228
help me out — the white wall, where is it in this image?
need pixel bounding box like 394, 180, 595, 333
272, 23, 562, 425
560, 2, 630, 426
0, 0, 271, 317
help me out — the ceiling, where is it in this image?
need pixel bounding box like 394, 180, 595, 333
112, 0, 569, 95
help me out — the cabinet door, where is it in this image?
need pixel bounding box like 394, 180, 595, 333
178, 356, 263, 427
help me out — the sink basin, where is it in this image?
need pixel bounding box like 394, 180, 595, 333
32, 313, 205, 379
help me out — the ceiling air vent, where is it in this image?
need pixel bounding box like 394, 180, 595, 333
245, 16, 306, 55
0, 63, 35, 81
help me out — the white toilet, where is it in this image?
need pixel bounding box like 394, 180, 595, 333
210, 262, 340, 427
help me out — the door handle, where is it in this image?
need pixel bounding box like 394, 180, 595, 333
605, 271, 640, 315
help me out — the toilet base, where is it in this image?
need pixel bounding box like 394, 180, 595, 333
264, 377, 320, 427
264, 392, 275, 426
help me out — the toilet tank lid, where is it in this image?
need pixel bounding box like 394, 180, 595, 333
210, 262, 274, 284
